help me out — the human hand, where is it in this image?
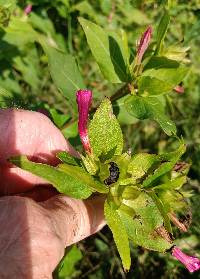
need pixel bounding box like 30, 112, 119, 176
0, 109, 105, 279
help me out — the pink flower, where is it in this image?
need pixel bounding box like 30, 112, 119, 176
136, 26, 153, 64
24, 4, 32, 15
174, 85, 184, 94
76, 89, 92, 153
172, 246, 200, 273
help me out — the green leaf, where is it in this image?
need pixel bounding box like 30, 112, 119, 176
40, 38, 84, 109
142, 57, 187, 95
142, 162, 175, 188
144, 56, 179, 71
154, 176, 186, 191
147, 190, 172, 234
62, 122, 78, 139
155, 10, 170, 54
58, 164, 108, 193
56, 151, 81, 166
159, 143, 186, 162
48, 108, 70, 128
127, 153, 159, 181
0, 0, 16, 9
141, 65, 189, 90
138, 76, 174, 95
57, 245, 82, 278
89, 98, 123, 158
157, 189, 189, 214
10, 156, 93, 199
125, 95, 176, 136
122, 186, 141, 200
162, 45, 190, 63
113, 96, 139, 125
104, 200, 131, 271
73, 1, 98, 22
79, 17, 129, 83
2, 17, 37, 45
120, 192, 172, 252
0, 86, 22, 108
143, 144, 186, 188
80, 154, 99, 175
0, 5, 10, 27
118, 6, 151, 25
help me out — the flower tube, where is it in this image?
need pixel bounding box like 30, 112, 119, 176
172, 246, 200, 273
76, 89, 92, 153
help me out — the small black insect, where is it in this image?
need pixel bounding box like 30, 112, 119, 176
104, 162, 120, 186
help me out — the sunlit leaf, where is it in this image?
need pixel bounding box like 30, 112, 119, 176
105, 200, 131, 271
125, 95, 176, 136
120, 192, 172, 251
89, 98, 123, 158
40, 38, 84, 109
155, 10, 170, 54
79, 17, 129, 83
10, 156, 94, 198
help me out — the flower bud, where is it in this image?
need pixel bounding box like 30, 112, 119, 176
136, 26, 153, 64
76, 89, 92, 153
24, 4, 32, 15
174, 85, 184, 94
172, 246, 200, 273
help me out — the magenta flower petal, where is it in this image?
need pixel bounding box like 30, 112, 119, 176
136, 26, 153, 64
76, 89, 92, 153
24, 4, 32, 15
174, 85, 184, 94
172, 246, 200, 273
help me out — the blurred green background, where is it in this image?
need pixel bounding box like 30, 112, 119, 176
0, 0, 200, 278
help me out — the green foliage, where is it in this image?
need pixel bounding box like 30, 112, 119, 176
141, 66, 189, 91
79, 17, 130, 83
40, 38, 84, 110
104, 200, 131, 271
10, 95, 189, 271
9, 155, 93, 198
56, 246, 83, 279
155, 10, 170, 54
1, 1, 200, 278
120, 192, 172, 251
125, 95, 177, 135
127, 153, 159, 181
57, 151, 81, 166
0, 5, 10, 27
46, 107, 70, 129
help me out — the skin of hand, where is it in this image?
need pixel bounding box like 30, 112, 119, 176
0, 109, 105, 279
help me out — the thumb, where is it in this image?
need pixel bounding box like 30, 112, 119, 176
41, 195, 106, 246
